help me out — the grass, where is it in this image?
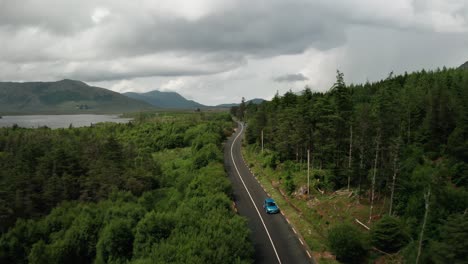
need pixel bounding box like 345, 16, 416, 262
242, 144, 390, 264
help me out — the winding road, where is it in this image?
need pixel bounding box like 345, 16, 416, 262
224, 122, 314, 264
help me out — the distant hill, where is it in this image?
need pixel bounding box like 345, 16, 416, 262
459, 61, 468, 70
215, 98, 265, 108
0, 79, 153, 114
124, 90, 206, 109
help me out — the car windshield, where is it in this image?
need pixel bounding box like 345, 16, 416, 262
266, 202, 276, 207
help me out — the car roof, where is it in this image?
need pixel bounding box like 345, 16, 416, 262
265, 198, 275, 203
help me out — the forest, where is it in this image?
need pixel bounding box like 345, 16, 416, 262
238, 67, 468, 263
0, 112, 254, 263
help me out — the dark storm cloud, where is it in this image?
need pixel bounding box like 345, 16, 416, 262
274, 73, 308, 83
63, 64, 233, 82
0, 0, 347, 62
0, 0, 350, 82
111, 7, 345, 57
0, 0, 467, 86
0, 0, 96, 35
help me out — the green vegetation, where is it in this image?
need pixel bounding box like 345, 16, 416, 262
328, 223, 368, 264
429, 213, 468, 263
0, 112, 253, 263
370, 215, 409, 253
0, 79, 153, 114
240, 67, 468, 262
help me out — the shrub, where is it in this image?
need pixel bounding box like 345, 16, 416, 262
261, 151, 279, 169
429, 213, 468, 263
284, 173, 296, 195
96, 219, 134, 263
314, 169, 335, 191
28, 240, 50, 264
133, 211, 175, 258
371, 215, 409, 253
328, 223, 368, 263
192, 143, 222, 169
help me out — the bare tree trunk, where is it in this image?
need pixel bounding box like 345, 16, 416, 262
307, 149, 310, 197
311, 152, 314, 172
296, 145, 299, 162
261, 129, 264, 153
407, 111, 411, 144
416, 188, 431, 264
299, 148, 303, 169
358, 143, 364, 201
389, 138, 400, 215
369, 133, 380, 224
348, 124, 353, 190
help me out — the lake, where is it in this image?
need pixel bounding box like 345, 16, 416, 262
0, 114, 133, 129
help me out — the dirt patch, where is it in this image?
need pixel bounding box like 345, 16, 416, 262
374, 254, 404, 264
272, 180, 280, 188
313, 251, 336, 260
307, 198, 321, 208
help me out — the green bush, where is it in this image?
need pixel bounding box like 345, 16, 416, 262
328, 223, 368, 263
371, 215, 409, 253
192, 143, 222, 169
0, 219, 41, 263
284, 173, 296, 195
96, 219, 134, 263
261, 150, 278, 169
133, 211, 175, 258
314, 169, 335, 191
28, 240, 49, 264
429, 213, 468, 263
191, 132, 221, 152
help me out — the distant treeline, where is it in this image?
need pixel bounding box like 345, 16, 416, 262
240, 68, 467, 263
0, 112, 253, 263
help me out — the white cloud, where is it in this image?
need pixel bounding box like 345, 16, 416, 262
91, 7, 110, 24
160, 79, 186, 92
108, 79, 145, 93
146, 0, 235, 21
1, 0, 468, 104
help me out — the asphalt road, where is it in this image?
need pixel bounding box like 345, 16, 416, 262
224, 122, 314, 264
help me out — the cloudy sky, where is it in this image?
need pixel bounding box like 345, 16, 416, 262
1, 0, 468, 105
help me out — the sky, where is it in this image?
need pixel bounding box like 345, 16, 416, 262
1, 0, 468, 105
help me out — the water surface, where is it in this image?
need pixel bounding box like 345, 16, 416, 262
0, 114, 132, 129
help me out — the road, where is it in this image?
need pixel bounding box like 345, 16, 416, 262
224, 122, 314, 264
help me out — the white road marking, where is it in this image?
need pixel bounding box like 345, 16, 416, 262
230, 122, 282, 264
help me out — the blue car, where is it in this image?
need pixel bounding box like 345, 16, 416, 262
263, 198, 279, 214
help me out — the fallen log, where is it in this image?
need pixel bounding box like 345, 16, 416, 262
355, 218, 370, 230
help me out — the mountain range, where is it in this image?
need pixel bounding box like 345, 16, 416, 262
459, 61, 468, 70
124, 90, 205, 109
215, 98, 265, 108
0, 79, 153, 114
124, 90, 264, 109
0, 79, 265, 114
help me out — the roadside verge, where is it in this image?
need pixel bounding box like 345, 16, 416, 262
240, 145, 340, 264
